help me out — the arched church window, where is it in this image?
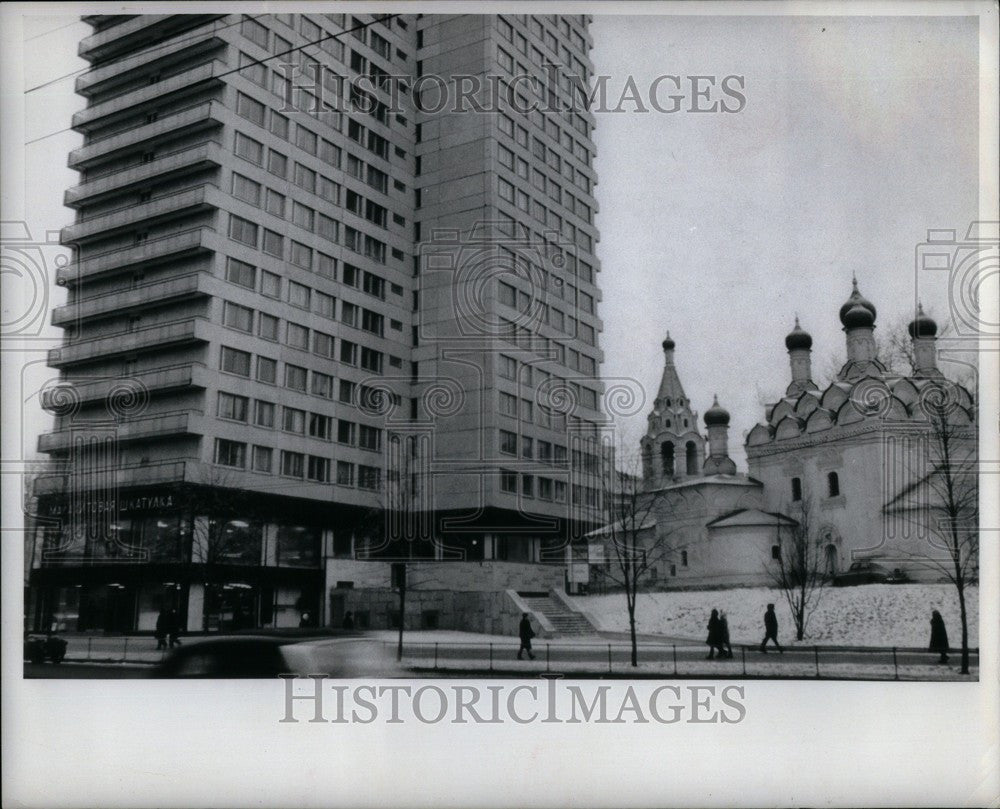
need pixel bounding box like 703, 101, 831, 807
683, 419, 688, 428
685, 441, 698, 475
661, 442, 675, 476
771, 544, 781, 560
665, 419, 671, 428
681, 550, 688, 567
827, 471, 840, 498
791, 477, 802, 502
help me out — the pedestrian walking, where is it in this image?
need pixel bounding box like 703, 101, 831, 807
154, 608, 169, 650
759, 603, 783, 653
517, 613, 536, 660
342, 611, 355, 630
167, 608, 182, 648
719, 610, 734, 659
706, 608, 725, 659
929, 609, 949, 664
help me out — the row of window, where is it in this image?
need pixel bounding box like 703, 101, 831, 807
498, 470, 599, 506
498, 106, 592, 177
216, 392, 384, 451
498, 15, 589, 73
215, 437, 382, 489
498, 429, 598, 473
790, 473, 841, 501
498, 281, 597, 344
225, 256, 397, 306
219, 343, 383, 398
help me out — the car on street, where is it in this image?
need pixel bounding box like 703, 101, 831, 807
832, 561, 909, 586
24, 632, 68, 664
151, 632, 405, 678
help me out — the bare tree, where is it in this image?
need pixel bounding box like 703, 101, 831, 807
187, 467, 268, 631
885, 392, 978, 674
596, 442, 682, 667
768, 490, 827, 641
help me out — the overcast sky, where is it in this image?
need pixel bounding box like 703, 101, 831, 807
8, 10, 981, 470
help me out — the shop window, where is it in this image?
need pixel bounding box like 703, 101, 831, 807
276, 525, 321, 567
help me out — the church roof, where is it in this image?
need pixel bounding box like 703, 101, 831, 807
656, 341, 688, 403
706, 508, 797, 529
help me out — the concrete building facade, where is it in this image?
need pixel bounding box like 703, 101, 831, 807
29, 13, 608, 634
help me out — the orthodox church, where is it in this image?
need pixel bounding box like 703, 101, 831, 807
584, 281, 976, 590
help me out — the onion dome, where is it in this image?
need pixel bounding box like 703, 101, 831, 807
843, 302, 875, 329
662, 331, 675, 351
839, 277, 877, 326
785, 316, 813, 351
704, 394, 730, 426
908, 302, 938, 338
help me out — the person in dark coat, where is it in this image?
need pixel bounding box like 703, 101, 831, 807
719, 610, 734, 659
154, 608, 169, 650
167, 608, 182, 648
342, 611, 355, 630
706, 609, 725, 659
517, 613, 536, 660
759, 603, 782, 653
929, 609, 949, 663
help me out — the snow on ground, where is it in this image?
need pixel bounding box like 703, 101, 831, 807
570, 584, 979, 648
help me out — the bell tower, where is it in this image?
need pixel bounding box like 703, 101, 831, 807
641, 333, 705, 486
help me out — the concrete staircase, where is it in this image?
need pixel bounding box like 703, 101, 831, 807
518, 592, 597, 636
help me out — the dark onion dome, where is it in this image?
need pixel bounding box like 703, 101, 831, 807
704, 394, 730, 426
839, 277, 877, 326
908, 302, 938, 338
662, 331, 675, 351
843, 302, 875, 329
785, 316, 813, 351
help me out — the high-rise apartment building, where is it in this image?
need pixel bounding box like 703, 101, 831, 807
30, 13, 606, 633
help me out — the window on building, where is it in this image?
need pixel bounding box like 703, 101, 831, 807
499, 429, 517, 455
500, 470, 518, 493
256, 356, 277, 384
217, 392, 249, 422
358, 465, 381, 490
282, 406, 305, 434
281, 451, 305, 478
215, 438, 247, 468
827, 471, 840, 498
254, 400, 275, 428
285, 364, 307, 392
681, 550, 688, 567
307, 456, 330, 483
223, 302, 254, 333
225, 257, 255, 289
661, 441, 675, 476
791, 477, 802, 502
258, 312, 279, 341
220, 346, 251, 377
311, 371, 334, 399
252, 445, 273, 473
771, 544, 781, 561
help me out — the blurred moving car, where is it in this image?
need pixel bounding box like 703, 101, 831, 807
152, 632, 404, 678
24, 633, 68, 664
832, 561, 909, 586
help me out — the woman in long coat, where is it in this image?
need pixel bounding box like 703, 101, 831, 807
706, 609, 724, 659
929, 609, 949, 663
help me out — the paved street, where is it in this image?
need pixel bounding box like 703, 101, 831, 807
22, 632, 978, 680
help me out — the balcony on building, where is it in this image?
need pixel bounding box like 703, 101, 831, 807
33, 459, 194, 496
37, 410, 204, 454
51, 271, 213, 326
71, 60, 226, 134
78, 15, 225, 63
75, 25, 225, 97
60, 184, 217, 244
41, 363, 211, 411
47, 318, 211, 368
65, 141, 224, 208
57, 227, 216, 287
67, 101, 224, 170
